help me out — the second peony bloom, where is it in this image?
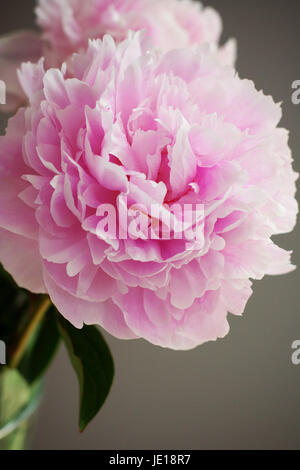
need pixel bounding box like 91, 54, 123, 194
0, 0, 236, 112
0, 32, 297, 350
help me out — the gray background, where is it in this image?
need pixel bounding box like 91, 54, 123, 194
0, 0, 299, 450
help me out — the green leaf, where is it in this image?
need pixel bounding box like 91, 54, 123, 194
56, 315, 114, 432
0, 264, 31, 354
17, 307, 61, 385
0, 266, 59, 387
0, 265, 29, 327
0, 264, 17, 288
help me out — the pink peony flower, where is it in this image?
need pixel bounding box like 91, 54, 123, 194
0, 32, 297, 350
36, 0, 236, 65
0, 0, 235, 112
0, 31, 43, 112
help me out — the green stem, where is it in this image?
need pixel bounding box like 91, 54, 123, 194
10, 296, 52, 369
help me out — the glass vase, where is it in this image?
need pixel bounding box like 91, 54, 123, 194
0, 367, 43, 450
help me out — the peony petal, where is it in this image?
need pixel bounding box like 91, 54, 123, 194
0, 228, 45, 293
44, 266, 137, 339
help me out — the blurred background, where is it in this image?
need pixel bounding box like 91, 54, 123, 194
0, 0, 299, 450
